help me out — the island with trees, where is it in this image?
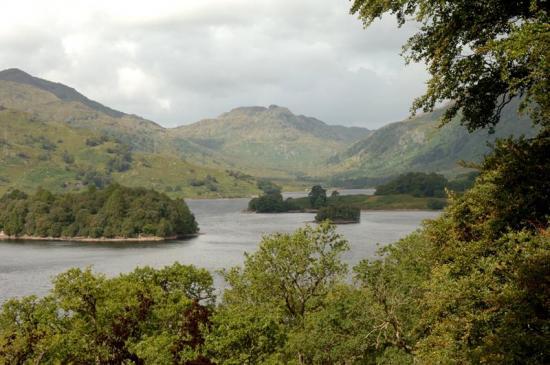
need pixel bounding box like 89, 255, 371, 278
315, 204, 361, 224
0, 184, 198, 241
248, 172, 471, 218
249, 184, 361, 223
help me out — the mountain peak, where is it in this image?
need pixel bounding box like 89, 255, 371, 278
0, 68, 125, 118
0, 68, 32, 78
222, 105, 294, 119
224, 106, 267, 116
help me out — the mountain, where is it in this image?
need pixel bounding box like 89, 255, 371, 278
173, 105, 371, 176
0, 68, 125, 118
329, 100, 537, 180
0, 68, 538, 195
0, 70, 258, 198
0, 69, 370, 182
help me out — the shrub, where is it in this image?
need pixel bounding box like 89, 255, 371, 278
315, 205, 361, 223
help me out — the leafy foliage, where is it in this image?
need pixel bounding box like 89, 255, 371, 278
205, 223, 350, 363
248, 191, 290, 213
256, 179, 282, 194
106, 144, 133, 173
375, 172, 448, 197
0, 263, 214, 364
211, 135, 550, 364
2, 139, 549, 363
0, 184, 198, 238
308, 185, 327, 208
315, 205, 361, 223
350, 0, 550, 131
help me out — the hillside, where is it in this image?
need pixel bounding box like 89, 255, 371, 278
0, 68, 538, 194
329, 100, 537, 180
0, 69, 370, 186
0, 70, 166, 152
0, 68, 125, 118
173, 105, 371, 175
0, 71, 259, 198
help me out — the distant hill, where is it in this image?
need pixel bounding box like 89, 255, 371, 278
0, 69, 371, 182
173, 105, 371, 175
0, 68, 538, 194
0, 107, 258, 198
0, 71, 258, 198
0, 68, 125, 118
328, 100, 537, 180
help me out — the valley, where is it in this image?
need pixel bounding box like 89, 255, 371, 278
0, 68, 538, 198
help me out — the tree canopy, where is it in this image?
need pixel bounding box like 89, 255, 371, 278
308, 185, 327, 209
350, 0, 550, 131
0, 184, 198, 239
0, 263, 214, 364
315, 205, 361, 224
375, 172, 448, 197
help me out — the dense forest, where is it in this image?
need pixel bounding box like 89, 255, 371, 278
0, 184, 198, 239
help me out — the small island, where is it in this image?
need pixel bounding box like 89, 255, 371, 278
247, 172, 474, 218
315, 205, 361, 224
0, 184, 198, 242
248, 183, 361, 224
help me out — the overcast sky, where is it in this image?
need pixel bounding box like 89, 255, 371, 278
0, 0, 428, 128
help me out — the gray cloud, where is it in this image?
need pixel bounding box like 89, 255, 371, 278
0, 0, 428, 128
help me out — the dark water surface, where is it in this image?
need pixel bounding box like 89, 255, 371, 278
0, 192, 438, 303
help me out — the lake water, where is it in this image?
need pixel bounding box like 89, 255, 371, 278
0, 191, 439, 303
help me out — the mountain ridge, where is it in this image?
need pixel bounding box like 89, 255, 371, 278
174, 104, 372, 174
328, 99, 537, 179
0, 68, 126, 119
0, 68, 538, 193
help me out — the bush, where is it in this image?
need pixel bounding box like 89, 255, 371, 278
257, 179, 282, 194
315, 205, 361, 223
249, 192, 287, 212
106, 144, 132, 173
62, 150, 75, 164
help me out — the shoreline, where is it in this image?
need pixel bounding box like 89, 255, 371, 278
0, 231, 199, 243
249, 208, 442, 214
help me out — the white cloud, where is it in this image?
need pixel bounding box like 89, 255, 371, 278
0, 0, 428, 128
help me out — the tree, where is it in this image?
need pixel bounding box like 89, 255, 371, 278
350, 0, 549, 131
205, 223, 350, 363
0, 184, 198, 239
256, 179, 282, 195
315, 205, 361, 223
0, 263, 215, 364
248, 191, 286, 212
308, 185, 327, 208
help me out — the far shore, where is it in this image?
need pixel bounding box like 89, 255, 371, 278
0, 231, 199, 243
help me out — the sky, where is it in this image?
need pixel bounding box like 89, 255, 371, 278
0, 0, 428, 128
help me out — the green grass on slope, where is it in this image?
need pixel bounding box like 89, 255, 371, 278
0, 109, 259, 198
329, 101, 537, 180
